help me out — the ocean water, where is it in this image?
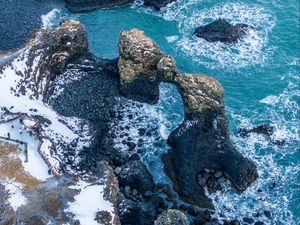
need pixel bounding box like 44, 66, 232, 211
45, 0, 299, 224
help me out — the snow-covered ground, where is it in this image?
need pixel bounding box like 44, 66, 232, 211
0, 33, 114, 224
66, 180, 115, 225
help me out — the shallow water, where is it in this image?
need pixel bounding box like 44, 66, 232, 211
45, 0, 299, 223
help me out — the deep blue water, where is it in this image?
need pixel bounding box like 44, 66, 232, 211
47, 0, 300, 224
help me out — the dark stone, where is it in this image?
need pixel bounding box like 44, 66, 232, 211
95, 211, 112, 225
187, 206, 198, 217
194, 19, 252, 43
138, 128, 146, 136
163, 115, 258, 208
119, 199, 157, 225
143, 0, 176, 10
238, 124, 274, 137
118, 159, 154, 192
230, 219, 240, 225
254, 222, 264, 225
126, 141, 137, 150
65, 0, 133, 12
263, 210, 271, 219
243, 217, 254, 224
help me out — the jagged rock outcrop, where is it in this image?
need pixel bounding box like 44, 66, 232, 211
118, 29, 164, 104
118, 28, 258, 208
154, 209, 189, 225
26, 19, 89, 96
65, 0, 133, 12
194, 19, 252, 43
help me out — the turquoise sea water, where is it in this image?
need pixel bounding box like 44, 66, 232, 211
47, 0, 300, 224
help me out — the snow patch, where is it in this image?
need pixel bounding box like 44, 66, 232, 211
66, 181, 114, 225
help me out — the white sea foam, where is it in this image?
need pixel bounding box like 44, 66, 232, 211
41, 9, 60, 29
166, 35, 179, 43
109, 83, 184, 182
209, 77, 300, 224
136, 1, 276, 69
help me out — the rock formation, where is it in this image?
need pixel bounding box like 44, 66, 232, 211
118, 28, 258, 208
65, 0, 133, 12
64, 0, 177, 12
194, 19, 252, 43
118, 29, 164, 104
25, 19, 89, 97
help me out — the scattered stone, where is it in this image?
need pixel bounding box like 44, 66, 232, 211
95, 210, 112, 225
230, 219, 240, 225
243, 217, 254, 224
214, 171, 222, 178
114, 167, 122, 175
254, 222, 264, 225
138, 128, 146, 136
126, 142, 136, 150
263, 210, 271, 219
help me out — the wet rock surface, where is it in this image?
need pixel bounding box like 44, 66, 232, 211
194, 19, 252, 43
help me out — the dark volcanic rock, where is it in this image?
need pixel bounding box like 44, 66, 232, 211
118, 29, 164, 104
118, 28, 258, 208
144, 0, 176, 10
238, 124, 274, 137
119, 199, 157, 225
65, 0, 133, 12
194, 19, 252, 43
118, 159, 154, 192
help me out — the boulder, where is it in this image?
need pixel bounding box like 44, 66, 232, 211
154, 209, 189, 225
194, 19, 252, 43
118, 29, 164, 104
144, 0, 176, 10
118, 199, 157, 225
118, 159, 155, 193
65, 0, 133, 12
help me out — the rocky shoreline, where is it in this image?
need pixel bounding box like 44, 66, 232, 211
0, 12, 270, 225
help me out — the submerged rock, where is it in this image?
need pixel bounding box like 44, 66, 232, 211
118, 28, 258, 208
238, 124, 274, 137
65, 0, 133, 12
194, 19, 252, 43
154, 209, 189, 225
